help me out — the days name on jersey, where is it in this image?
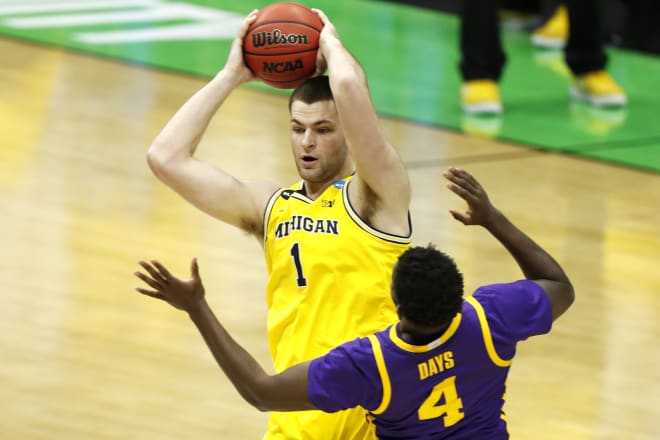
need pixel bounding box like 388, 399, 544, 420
418, 351, 455, 380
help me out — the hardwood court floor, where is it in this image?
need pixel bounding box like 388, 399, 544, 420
1, 38, 659, 440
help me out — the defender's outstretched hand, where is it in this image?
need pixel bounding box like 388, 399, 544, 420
134, 258, 205, 312
444, 166, 575, 320
443, 167, 497, 227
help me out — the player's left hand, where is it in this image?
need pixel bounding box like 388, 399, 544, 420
312, 8, 340, 60
443, 167, 497, 227
309, 9, 328, 76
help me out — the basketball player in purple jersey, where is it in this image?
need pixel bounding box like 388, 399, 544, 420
134, 167, 574, 439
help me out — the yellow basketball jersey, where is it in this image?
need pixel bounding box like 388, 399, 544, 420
263, 175, 411, 439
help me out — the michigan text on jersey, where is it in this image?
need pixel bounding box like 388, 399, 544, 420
274, 215, 339, 238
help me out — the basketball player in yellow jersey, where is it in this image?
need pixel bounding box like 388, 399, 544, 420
146, 9, 411, 439
263, 175, 409, 438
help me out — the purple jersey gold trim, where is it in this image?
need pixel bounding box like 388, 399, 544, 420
308, 280, 552, 439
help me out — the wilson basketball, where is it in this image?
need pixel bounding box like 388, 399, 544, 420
243, 2, 323, 89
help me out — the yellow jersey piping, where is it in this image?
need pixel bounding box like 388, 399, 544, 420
263, 187, 284, 244
465, 296, 512, 367
388, 314, 462, 353
342, 180, 412, 244
368, 334, 392, 415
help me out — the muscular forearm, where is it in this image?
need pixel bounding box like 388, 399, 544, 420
187, 299, 272, 410
322, 36, 365, 85
485, 210, 570, 284
485, 209, 574, 320
321, 34, 412, 213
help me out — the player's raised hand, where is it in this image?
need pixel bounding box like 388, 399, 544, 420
443, 167, 497, 227
312, 8, 340, 58
134, 258, 205, 312
307, 8, 328, 76
311, 8, 337, 40
223, 9, 258, 83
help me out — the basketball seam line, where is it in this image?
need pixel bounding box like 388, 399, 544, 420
257, 73, 312, 84
249, 21, 322, 32
244, 48, 317, 57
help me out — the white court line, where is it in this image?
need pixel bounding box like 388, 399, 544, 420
76, 15, 242, 43
3, 3, 225, 28
0, 0, 159, 15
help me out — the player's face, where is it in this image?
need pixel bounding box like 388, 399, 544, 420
289, 99, 350, 185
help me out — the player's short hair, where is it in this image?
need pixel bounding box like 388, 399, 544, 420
392, 244, 464, 328
288, 75, 334, 111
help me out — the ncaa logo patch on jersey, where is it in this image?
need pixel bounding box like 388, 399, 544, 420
333, 180, 346, 189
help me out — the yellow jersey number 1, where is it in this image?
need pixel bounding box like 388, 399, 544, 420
290, 242, 307, 287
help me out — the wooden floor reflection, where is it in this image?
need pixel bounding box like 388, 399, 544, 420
1, 38, 659, 440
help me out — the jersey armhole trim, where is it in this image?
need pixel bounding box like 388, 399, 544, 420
342, 180, 412, 244
465, 296, 512, 367
367, 334, 392, 415
262, 187, 284, 244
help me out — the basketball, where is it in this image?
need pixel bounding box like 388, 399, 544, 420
243, 2, 323, 89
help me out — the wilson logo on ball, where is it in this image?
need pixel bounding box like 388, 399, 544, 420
263, 59, 305, 73
252, 29, 309, 47
242, 2, 323, 88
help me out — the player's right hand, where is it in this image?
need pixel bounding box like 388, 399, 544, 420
223, 9, 259, 84
134, 258, 206, 313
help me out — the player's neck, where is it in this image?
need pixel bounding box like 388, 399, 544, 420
301, 180, 330, 200
399, 320, 450, 346
301, 171, 353, 199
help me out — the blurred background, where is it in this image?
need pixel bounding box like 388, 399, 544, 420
1, 1, 658, 439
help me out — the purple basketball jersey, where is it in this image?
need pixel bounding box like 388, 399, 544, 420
308, 280, 552, 439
